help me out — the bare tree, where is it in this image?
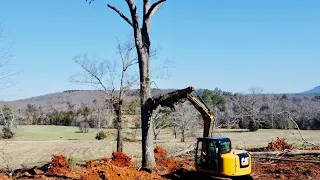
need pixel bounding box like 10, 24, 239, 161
93, 98, 104, 131
0, 104, 19, 139
71, 37, 138, 152
262, 95, 282, 128
86, 0, 167, 167
113, 37, 138, 152
0, 23, 17, 91
248, 87, 264, 124
172, 103, 200, 142
152, 108, 171, 144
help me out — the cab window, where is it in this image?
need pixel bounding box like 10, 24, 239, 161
220, 141, 231, 154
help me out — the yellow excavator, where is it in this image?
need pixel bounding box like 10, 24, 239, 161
152, 86, 251, 177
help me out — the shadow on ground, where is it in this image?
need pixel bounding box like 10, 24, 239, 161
162, 168, 253, 180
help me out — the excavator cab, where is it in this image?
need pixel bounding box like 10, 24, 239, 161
195, 137, 231, 172
195, 137, 251, 177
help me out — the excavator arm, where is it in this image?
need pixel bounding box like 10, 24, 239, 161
150, 86, 215, 138
186, 93, 214, 138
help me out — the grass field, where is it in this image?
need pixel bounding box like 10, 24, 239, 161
12, 125, 110, 141
0, 125, 319, 169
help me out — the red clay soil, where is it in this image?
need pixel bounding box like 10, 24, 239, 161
154, 146, 168, 161
154, 146, 195, 173
80, 163, 164, 180
51, 155, 68, 168
111, 152, 132, 167
267, 137, 293, 151
5, 153, 163, 180
2, 146, 320, 180
47, 154, 75, 177
251, 160, 320, 180
0, 173, 11, 180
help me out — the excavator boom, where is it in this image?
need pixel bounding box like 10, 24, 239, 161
187, 93, 214, 138
152, 86, 214, 137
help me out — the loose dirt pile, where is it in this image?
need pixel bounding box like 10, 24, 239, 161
111, 152, 132, 167
0, 152, 164, 180
154, 146, 195, 174
154, 146, 168, 161
267, 137, 293, 151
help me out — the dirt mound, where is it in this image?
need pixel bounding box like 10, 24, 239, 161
111, 152, 132, 167
154, 146, 168, 161
156, 159, 195, 173
252, 160, 320, 179
153, 146, 195, 173
50, 154, 68, 168
0, 173, 10, 180
267, 137, 292, 151
80, 163, 164, 180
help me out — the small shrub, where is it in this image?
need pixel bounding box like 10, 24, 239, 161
2, 127, 14, 139
248, 120, 259, 132
95, 131, 107, 140
79, 121, 90, 133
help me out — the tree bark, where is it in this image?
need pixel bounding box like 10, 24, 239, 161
181, 128, 185, 142
116, 68, 125, 152
116, 102, 123, 152
128, 1, 155, 168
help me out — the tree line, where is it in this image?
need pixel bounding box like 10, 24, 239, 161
198, 88, 320, 131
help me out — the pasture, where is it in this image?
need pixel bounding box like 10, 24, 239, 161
0, 125, 319, 169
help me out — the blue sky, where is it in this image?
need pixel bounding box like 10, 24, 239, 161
0, 0, 319, 101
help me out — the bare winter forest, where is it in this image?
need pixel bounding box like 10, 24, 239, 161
1, 88, 320, 132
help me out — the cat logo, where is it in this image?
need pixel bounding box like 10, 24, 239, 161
241, 157, 249, 166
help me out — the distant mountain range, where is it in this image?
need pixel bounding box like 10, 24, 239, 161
0, 89, 176, 111
1, 85, 319, 111
302, 86, 320, 94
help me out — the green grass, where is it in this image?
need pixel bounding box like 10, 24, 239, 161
12, 125, 105, 140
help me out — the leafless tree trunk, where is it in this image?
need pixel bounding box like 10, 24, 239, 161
93, 99, 103, 131
101, 0, 166, 167
172, 117, 177, 139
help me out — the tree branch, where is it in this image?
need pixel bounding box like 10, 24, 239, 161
145, 0, 166, 20
107, 4, 133, 27
74, 59, 108, 92
277, 111, 319, 147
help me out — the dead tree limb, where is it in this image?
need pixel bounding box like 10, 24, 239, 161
145, 0, 166, 20
107, 4, 133, 27
279, 111, 319, 147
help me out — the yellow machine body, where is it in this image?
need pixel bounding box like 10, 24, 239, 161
219, 150, 252, 176
195, 137, 251, 177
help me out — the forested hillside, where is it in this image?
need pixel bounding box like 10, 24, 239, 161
1, 88, 320, 131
